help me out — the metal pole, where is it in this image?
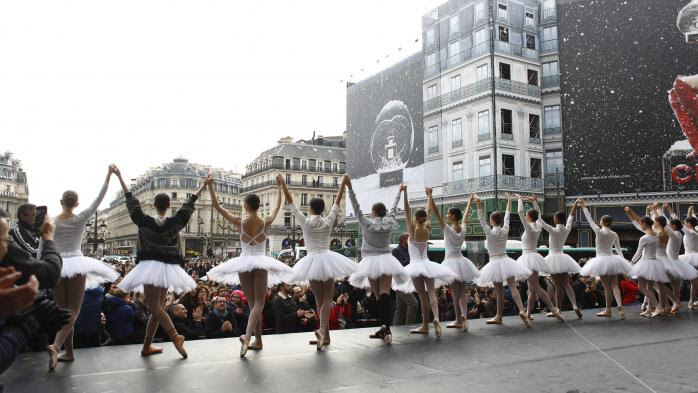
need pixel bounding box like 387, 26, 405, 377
488, 0, 499, 210
93, 211, 98, 254
292, 214, 296, 260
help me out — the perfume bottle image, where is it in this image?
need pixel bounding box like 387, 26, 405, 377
678, 0, 698, 43
370, 100, 414, 187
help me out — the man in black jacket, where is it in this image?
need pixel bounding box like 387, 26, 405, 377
272, 283, 301, 334
9, 204, 38, 258
205, 297, 239, 339
169, 304, 204, 341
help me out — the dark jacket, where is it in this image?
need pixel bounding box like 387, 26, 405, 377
392, 244, 410, 267
228, 302, 249, 334
1, 239, 62, 290
105, 296, 136, 340
172, 316, 205, 340
10, 221, 38, 258
205, 309, 238, 339
0, 322, 28, 374
75, 287, 104, 336
125, 192, 197, 265
272, 294, 299, 334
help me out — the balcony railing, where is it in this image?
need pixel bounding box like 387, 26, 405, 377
428, 146, 440, 154
0, 191, 18, 198
544, 172, 565, 189
243, 179, 340, 193
424, 77, 491, 113
541, 39, 558, 52
443, 175, 544, 195
243, 163, 345, 178
495, 78, 541, 98
452, 139, 463, 148
425, 62, 440, 78
478, 132, 491, 142
522, 47, 538, 60
541, 74, 560, 89
542, 8, 557, 22
425, 41, 489, 79
544, 126, 561, 136
529, 136, 542, 144
501, 132, 513, 140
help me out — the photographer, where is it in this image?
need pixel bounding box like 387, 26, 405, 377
0, 209, 62, 290
329, 292, 352, 330
0, 216, 71, 376
9, 204, 38, 258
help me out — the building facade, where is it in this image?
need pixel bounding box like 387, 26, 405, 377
100, 158, 242, 258
421, 0, 563, 219
0, 151, 29, 223
241, 134, 349, 255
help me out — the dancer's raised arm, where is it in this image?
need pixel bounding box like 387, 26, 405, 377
77, 165, 114, 222
624, 207, 643, 232
114, 165, 129, 194
207, 174, 241, 228
503, 193, 511, 232
265, 174, 283, 226
580, 199, 599, 233
426, 188, 445, 230
402, 184, 412, 232
279, 173, 293, 205
463, 194, 473, 227
474, 194, 490, 233
344, 176, 368, 228
664, 203, 678, 220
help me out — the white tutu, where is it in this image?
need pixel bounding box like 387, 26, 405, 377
665, 258, 698, 281
287, 250, 358, 284
442, 256, 481, 282
475, 255, 532, 286
206, 254, 293, 287
630, 257, 671, 283
517, 252, 551, 273
348, 253, 410, 291
679, 253, 698, 268
405, 257, 458, 284
580, 254, 632, 277
545, 252, 581, 274
118, 260, 196, 294
61, 255, 120, 289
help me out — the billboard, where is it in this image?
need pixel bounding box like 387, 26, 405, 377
346, 52, 424, 209
558, 0, 698, 196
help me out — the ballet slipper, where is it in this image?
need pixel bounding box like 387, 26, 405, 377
689, 302, 696, 310
693, 300, 698, 307
239, 336, 250, 357
519, 312, 531, 328
574, 308, 583, 320
249, 339, 263, 351
545, 312, 554, 318
140, 345, 164, 356
169, 333, 187, 359
552, 307, 565, 322
617, 306, 625, 320
596, 310, 612, 318
669, 303, 683, 314
57, 353, 75, 362
461, 315, 469, 332
486, 317, 502, 325
47, 345, 58, 371
410, 324, 429, 335
640, 310, 652, 317
315, 330, 326, 351
651, 308, 667, 318
433, 320, 441, 337
446, 320, 463, 329
383, 330, 392, 345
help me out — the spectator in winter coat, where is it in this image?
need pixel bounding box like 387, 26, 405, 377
619, 275, 639, 305
170, 304, 205, 340
205, 297, 239, 339
228, 290, 249, 335
329, 293, 352, 330
105, 289, 137, 345
74, 286, 105, 348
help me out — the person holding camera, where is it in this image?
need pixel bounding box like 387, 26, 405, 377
9, 204, 39, 258
47, 165, 120, 371
329, 292, 352, 330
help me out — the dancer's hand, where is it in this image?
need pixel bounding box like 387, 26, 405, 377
399, 184, 407, 193
343, 175, 353, 190
40, 215, 55, 241
110, 165, 121, 177
425, 187, 432, 197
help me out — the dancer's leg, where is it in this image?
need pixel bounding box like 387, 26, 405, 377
690, 278, 698, 309
141, 288, 163, 356
610, 275, 624, 319
321, 279, 334, 339
411, 276, 429, 333
507, 278, 530, 327
51, 276, 86, 359
424, 278, 442, 336
526, 273, 538, 316
598, 276, 613, 316
551, 274, 564, 310
489, 282, 504, 324
144, 285, 186, 358
251, 270, 268, 343
448, 281, 464, 328
670, 280, 684, 313
239, 271, 256, 343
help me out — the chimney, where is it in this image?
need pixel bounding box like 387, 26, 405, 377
278, 136, 294, 144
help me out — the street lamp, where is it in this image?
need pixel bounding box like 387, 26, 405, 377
85, 212, 107, 255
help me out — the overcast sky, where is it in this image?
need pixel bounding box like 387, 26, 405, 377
0, 0, 437, 211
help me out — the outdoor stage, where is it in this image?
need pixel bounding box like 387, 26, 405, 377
3, 305, 698, 393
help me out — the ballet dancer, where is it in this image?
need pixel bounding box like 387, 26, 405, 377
473, 193, 531, 327
400, 186, 457, 337
278, 174, 357, 351
205, 173, 292, 357
427, 191, 480, 331
532, 198, 583, 319
346, 176, 409, 344
579, 200, 631, 319
626, 212, 665, 318
115, 166, 204, 359
514, 195, 563, 322
679, 206, 698, 309
47, 165, 120, 370
662, 203, 698, 313
645, 204, 682, 314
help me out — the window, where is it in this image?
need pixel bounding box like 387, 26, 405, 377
333, 177, 338, 187
473, 28, 487, 45
544, 105, 561, 130
302, 175, 307, 186
426, 28, 435, 46
301, 160, 307, 170
426, 52, 437, 72
453, 161, 464, 182
530, 158, 542, 178
285, 173, 291, 184
292, 158, 300, 168
498, 4, 508, 20
527, 69, 538, 86
542, 26, 557, 42
285, 159, 291, 169
476, 64, 489, 81
284, 212, 291, 227
301, 193, 308, 206
542, 61, 559, 77
529, 114, 541, 139
452, 118, 462, 147
317, 161, 323, 172
499, 62, 511, 80
545, 150, 563, 175
448, 41, 461, 63
171, 192, 177, 200
451, 75, 461, 92
478, 110, 490, 139
449, 15, 459, 36
502, 154, 515, 176
429, 126, 439, 153
498, 26, 509, 42
474, 1, 485, 22
525, 11, 535, 27
525, 33, 536, 50
501, 108, 513, 136
318, 176, 323, 185
427, 84, 438, 100
479, 156, 491, 177
332, 163, 338, 173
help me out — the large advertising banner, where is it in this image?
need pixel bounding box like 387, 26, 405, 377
558, 0, 698, 196
346, 52, 425, 210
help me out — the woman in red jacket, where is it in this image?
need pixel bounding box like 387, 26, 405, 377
329, 293, 352, 330
618, 275, 639, 305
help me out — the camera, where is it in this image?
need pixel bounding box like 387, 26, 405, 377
34, 206, 47, 233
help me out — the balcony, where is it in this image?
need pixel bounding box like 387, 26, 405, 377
495, 78, 541, 98
424, 77, 491, 113
442, 175, 544, 195
425, 62, 441, 78
545, 172, 565, 189
529, 136, 542, 144
0, 191, 18, 198
501, 132, 513, 140
478, 133, 491, 142
243, 163, 345, 178
544, 126, 561, 136
542, 8, 557, 22
243, 179, 340, 194
541, 39, 558, 53
452, 139, 463, 148
541, 74, 560, 89
428, 146, 440, 154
